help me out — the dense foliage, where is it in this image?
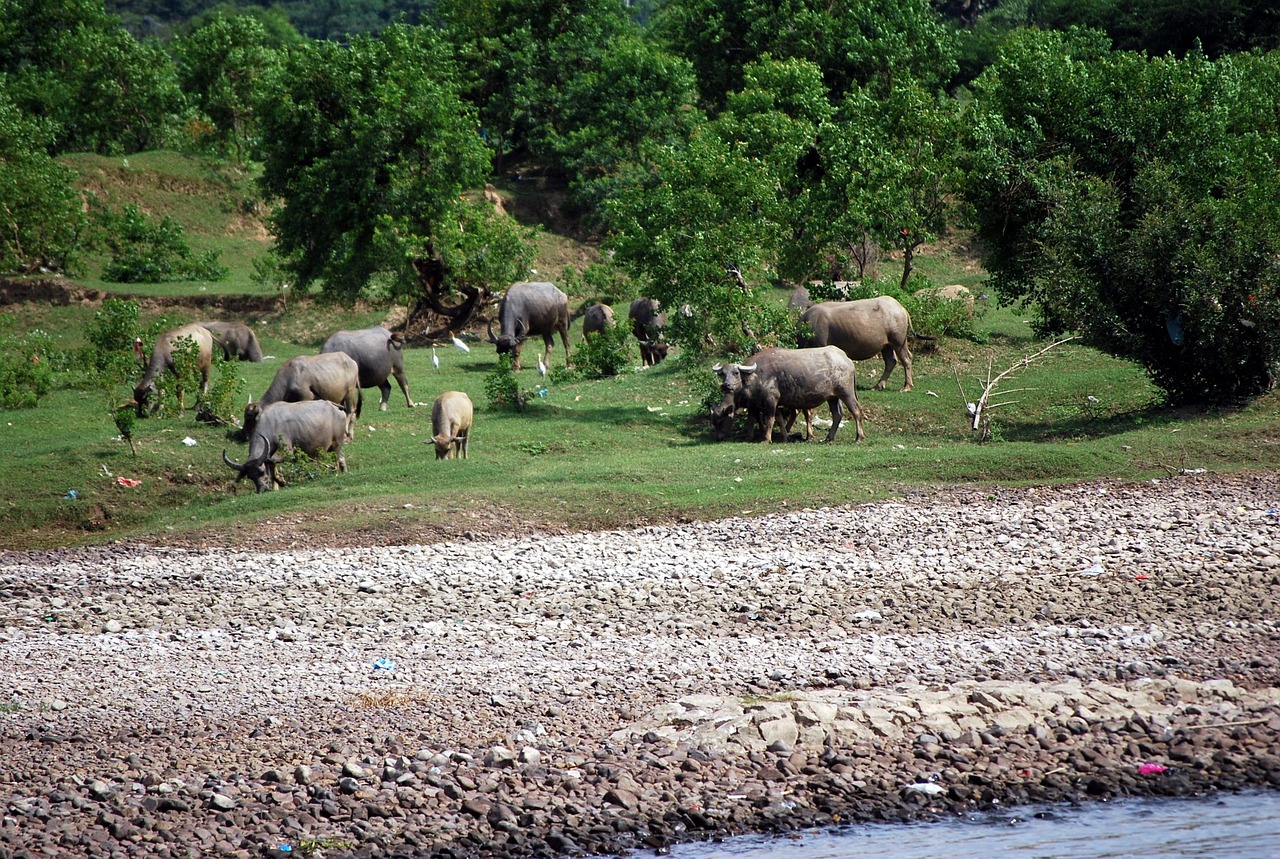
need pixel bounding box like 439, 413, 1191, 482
254, 24, 534, 331
3, 0, 1279, 404
960, 29, 1280, 404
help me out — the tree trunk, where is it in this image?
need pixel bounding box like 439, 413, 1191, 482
405, 256, 491, 341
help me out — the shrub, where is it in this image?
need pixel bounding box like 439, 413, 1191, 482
483, 354, 524, 411
93, 203, 228, 283
0, 319, 55, 409
195, 353, 246, 425
81, 298, 143, 383
572, 321, 633, 378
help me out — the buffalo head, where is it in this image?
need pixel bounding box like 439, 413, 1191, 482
223, 434, 284, 493
487, 318, 524, 356
712, 361, 757, 394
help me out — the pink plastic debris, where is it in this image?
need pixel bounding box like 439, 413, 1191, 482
1138, 763, 1168, 775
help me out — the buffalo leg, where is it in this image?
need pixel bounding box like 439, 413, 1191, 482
823, 398, 843, 442
874, 346, 896, 391
761, 400, 778, 443
842, 392, 866, 441
897, 342, 914, 391
379, 381, 391, 411
393, 369, 414, 408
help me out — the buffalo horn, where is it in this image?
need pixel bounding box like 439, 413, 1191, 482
222, 449, 245, 472
711, 363, 722, 371
737, 363, 757, 372
486, 318, 498, 343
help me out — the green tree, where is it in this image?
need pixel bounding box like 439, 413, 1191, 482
652, 0, 957, 109
0, 82, 85, 274
960, 29, 1280, 404
602, 120, 791, 357
256, 24, 533, 334
175, 13, 281, 161
1, 0, 184, 154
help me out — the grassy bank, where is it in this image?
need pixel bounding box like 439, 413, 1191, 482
2, 152, 1277, 550
5, 297, 1278, 551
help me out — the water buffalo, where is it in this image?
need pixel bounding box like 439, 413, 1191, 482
628, 297, 670, 366
798, 296, 915, 391
487, 281, 571, 370
223, 400, 349, 493
321, 326, 415, 411
582, 303, 616, 338
133, 323, 214, 417
198, 321, 264, 362
711, 346, 865, 443
430, 390, 473, 460
242, 351, 360, 442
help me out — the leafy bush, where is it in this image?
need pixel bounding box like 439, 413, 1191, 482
195, 353, 246, 425
483, 354, 524, 411
0, 319, 55, 409
82, 298, 143, 383
93, 203, 228, 283
571, 321, 633, 378
156, 335, 204, 416
961, 33, 1280, 404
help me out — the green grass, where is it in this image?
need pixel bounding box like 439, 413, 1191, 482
4, 300, 1278, 550
4, 151, 1278, 549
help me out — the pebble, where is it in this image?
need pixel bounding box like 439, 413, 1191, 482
0, 473, 1277, 858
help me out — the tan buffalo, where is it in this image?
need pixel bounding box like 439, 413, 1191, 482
798, 296, 916, 391
132, 323, 214, 416
430, 391, 473, 460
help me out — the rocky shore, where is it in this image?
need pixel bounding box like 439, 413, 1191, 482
2, 471, 1279, 858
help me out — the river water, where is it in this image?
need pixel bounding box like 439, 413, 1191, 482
668, 790, 1280, 859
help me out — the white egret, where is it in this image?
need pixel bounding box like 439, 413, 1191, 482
450, 332, 470, 353
537, 355, 548, 378
432, 346, 440, 370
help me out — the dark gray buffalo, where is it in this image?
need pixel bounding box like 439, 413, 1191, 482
711, 346, 865, 444
581, 303, 616, 338
487, 281, 571, 370
133, 323, 214, 417
321, 326, 415, 411
241, 351, 360, 442
223, 400, 349, 493
798, 296, 915, 391
198, 321, 264, 362
628, 297, 669, 366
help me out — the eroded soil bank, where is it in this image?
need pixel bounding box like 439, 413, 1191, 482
1, 472, 1278, 858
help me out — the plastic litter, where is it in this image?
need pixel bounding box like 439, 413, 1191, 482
372, 658, 396, 671
537, 388, 548, 398
115, 476, 141, 488
905, 782, 945, 796
1138, 763, 1168, 775
64, 490, 78, 501
1079, 563, 1105, 576
182, 436, 197, 446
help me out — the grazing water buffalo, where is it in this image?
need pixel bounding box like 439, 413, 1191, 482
711, 346, 865, 443
133, 323, 214, 417
321, 326, 415, 411
430, 390, 473, 460
799, 296, 915, 391
242, 351, 360, 442
487, 281, 571, 370
223, 400, 349, 493
628, 297, 670, 366
582, 303, 616, 338
198, 321, 263, 362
